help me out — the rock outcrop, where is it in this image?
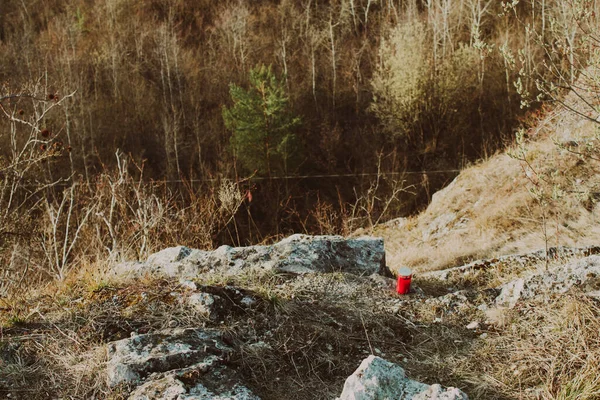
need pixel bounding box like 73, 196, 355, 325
422, 245, 600, 281
128, 368, 259, 400
106, 328, 258, 399
338, 355, 468, 400
114, 234, 388, 279
495, 255, 600, 308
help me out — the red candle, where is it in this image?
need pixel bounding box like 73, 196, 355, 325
396, 267, 412, 294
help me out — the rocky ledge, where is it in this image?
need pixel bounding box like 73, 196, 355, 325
104, 235, 471, 399
106, 327, 259, 399
113, 234, 389, 278
495, 254, 600, 308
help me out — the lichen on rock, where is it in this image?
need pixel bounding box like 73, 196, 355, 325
338, 355, 468, 400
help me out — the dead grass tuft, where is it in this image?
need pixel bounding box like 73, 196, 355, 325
461, 294, 600, 399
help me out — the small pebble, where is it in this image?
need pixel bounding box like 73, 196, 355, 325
179, 280, 197, 290
466, 321, 480, 330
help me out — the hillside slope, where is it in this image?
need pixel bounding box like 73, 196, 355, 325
376, 102, 600, 274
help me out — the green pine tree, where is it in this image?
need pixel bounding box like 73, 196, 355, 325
223, 65, 301, 176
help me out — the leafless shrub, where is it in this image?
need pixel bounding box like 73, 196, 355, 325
40, 183, 94, 280
0, 85, 76, 293
345, 157, 415, 233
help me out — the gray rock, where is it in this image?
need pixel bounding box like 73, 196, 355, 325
413, 384, 469, 400
495, 255, 600, 308
179, 279, 198, 290
107, 328, 259, 399
240, 296, 256, 307
187, 293, 218, 317
423, 246, 600, 281
495, 278, 525, 308
128, 365, 259, 400
338, 355, 468, 400
465, 321, 479, 330
128, 374, 188, 399
106, 328, 230, 387
148, 246, 192, 265
114, 234, 388, 279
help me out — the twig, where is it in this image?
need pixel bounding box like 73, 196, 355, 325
359, 311, 374, 355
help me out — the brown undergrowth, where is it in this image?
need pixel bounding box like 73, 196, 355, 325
0, 271, 483, 399
3, 249, 600, 399
463, 294, 600, 400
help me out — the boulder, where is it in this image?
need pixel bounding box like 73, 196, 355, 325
495, 255, 600, 308
106, 328, 259, 399
128, 365, 259, 400
114, 234, 388, 279
106, 328, 230, 387
147, 246, 192, 265
338, 355, 468, 400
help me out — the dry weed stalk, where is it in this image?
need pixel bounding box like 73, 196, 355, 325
40, 183, 94, 281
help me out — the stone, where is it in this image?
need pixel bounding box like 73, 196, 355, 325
495, 278, 525, 309
413, 384, 469, 400
148, 246, 193, 264
106, 328, 259, 399
240, 296, 256, 307
128, 374, 187, 399
188, 293, 218, 316
465, 321, 479, 330
128, 365, 260, 400
338, 355, 468, 400
106, 328, 230, 387
114, 234, 388, 279
179, 279, 198, 290
421, 246, 600, 282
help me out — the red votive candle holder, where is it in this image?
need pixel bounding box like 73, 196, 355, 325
396, 267, 412, 295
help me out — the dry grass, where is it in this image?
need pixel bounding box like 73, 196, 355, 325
461, 294, 600, 400
4, 251, 600, 399
3, 79, 600, 399
0, 271, 419, 399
